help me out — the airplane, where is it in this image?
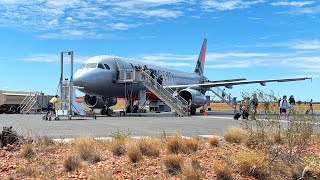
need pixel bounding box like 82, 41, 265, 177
73, 39, 311, 116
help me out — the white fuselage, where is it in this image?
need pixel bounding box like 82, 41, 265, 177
73, 56, 203, 98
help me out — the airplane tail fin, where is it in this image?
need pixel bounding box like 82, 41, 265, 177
194, 38, 207, 75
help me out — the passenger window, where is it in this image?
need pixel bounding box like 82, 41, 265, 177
98, 63, 105, 69
104, 64, 110, 70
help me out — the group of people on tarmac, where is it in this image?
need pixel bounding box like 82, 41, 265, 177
234, 94, 259, 120
233, 93, 315, 120
278, 95, 314, 118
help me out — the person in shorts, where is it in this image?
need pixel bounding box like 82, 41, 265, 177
279, 95, 289, 119
46, 95, 58, 120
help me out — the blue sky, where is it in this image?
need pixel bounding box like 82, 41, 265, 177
0, 0, 319, 102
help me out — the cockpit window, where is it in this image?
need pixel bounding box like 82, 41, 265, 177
98, 63, 105, 69
79, 63, 86, 69
85, 63, 97, 69
104, 64, 110, 70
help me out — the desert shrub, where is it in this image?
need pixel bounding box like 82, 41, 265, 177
138, 138, 160, 157
111, 129, 131, 141
166, 133, 183, 154
224, 126, 248, 144
64, 154, 80, 172
36, 136, 55, 146
73, 136, 101, 164
21, 144, 35, 159
163, 154, 183, 176
213, 161, 233, 180
181, 159, 202, 180
110, 140, 126, 156
230, 150, 268, 179
208, 136, 220, 147
126, 141, 143, 163
181, 138, 199, 154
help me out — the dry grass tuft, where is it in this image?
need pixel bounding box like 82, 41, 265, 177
303, 155, 320, 179
36, 136, 55, 146
126, 141, 143, 163
209, 136, 220, 147
181, 138, 199, 154
224, 126, 248, 144
17, 166, 38, 178
166, 133, 183, 154
110, 140, 126, 156
64, 154, 81, 172
213, 161, 233, 180
73, 136, 101, 164
163, 154, 183, 176
21, 144, 35, 159
230, 150, 268, 179
90, 168, 113, 180
138, 138, 160, 157
181, 159, 202, 180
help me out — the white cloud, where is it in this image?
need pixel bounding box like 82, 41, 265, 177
142, 9, 183, 18
109, 22, 137, 30
289, 39, 320, 50
271, 1, 315, 7
0, 0, 194, 39
202, 0, 265, 11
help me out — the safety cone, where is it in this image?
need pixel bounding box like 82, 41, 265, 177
204, 111, 207, 116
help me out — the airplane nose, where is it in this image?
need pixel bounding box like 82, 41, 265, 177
73, 71, 86, 87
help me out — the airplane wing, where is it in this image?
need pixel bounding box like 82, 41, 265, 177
166, 77, 312, 89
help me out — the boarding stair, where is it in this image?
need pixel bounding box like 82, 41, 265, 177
210, 87, 234, 108
139, 70, 189, 116
20, 92, 41, 114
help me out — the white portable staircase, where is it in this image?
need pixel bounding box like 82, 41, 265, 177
20, 92, 41, 114
210, 87, 234, 108
140, 71, 189, 116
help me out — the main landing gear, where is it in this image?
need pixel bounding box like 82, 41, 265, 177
100, 107, 112, 116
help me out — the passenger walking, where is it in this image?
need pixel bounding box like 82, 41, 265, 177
172, 88, 178, 103
306, 99, 313, 114
279, 95, 289, 119
222, 89, 226, 100
188, 99, 192, 116
250, 94, 259, 120
288, 95, 295, 116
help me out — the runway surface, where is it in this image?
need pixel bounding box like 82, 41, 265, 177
0, 112, 240, 139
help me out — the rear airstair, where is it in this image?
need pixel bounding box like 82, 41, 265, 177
210, 87, 234, 108
20, 92, 41, 114
140, 70, 189, 116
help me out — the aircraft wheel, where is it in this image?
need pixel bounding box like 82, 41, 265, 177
55, 117, 60, 120
100, 109, 107, 115
107, 109, 112, 116
68, 115, 72, 120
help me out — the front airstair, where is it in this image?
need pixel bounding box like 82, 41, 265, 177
140, 70, 189, 116
20, 92, 41, 114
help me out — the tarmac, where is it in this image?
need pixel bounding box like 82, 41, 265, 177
0, 110, 319, 139
0, 111, 241, 139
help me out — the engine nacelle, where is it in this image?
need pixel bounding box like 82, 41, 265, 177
179, 89, 207, 108
84, 94, 117, 108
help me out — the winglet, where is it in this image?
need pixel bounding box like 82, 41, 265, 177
194, 38, 207, 75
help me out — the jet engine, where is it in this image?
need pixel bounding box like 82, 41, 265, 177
179, 89, 207, 115
84, 94, 117, 108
